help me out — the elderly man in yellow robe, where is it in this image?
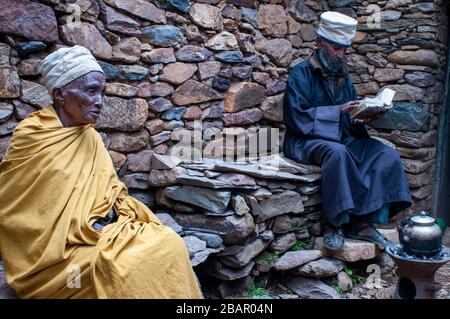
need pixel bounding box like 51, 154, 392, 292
0, 45, 203, 299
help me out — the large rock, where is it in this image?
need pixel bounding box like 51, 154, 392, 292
173, 213, 255, 245
370, 102, 429, 132
256, 191, 304, 222
219, 239, 270, 268
60, 22, 112, 60
140, 25, 184, 47
103, 0, 166, 23
183, 236, 207, 257
293, 257, 345, 278
405, 71, 436, 88
206, 32, 238, 51
258, 38, 293, 67
149, 168, 182, 187
315, 237, 379, 262
388, 50, 439, 67
258, 4, 288, 37
96, 97, 148, 131
272, 250, 323, 271
151, 153, 182, 169
188, 3, 223, 30
373, 68, 405, 83
0, 68, 20, 99
101, 4, 141, 36
164, 185, 231, 214
270, 233, 297, 253
284, 276, 340, 299
160, 62, 198, 85
202, 260, 254, 281
112, 37, 141, 63
20, 81, 51, 108
384, 84, 424, 102
272, 215, 308, 233
260, 94, 283, 122
127, 150, 154, 172
171, 80, 224, 105
155, 212, 183, 234
0, 0, 59, 42
109, 130, 149, 152
224, 82, 266, 112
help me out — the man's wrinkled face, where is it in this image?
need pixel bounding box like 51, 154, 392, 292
316, 37, 348, 63
54, 71, 107, 125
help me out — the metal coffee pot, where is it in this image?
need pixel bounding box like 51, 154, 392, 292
398, 211, 443, 257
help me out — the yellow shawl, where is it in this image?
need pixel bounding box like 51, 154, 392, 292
0, 105, 202, 298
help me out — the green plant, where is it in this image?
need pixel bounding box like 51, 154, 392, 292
264, 251, 280, 264
290, 239, 309, 251
344, 267, 364, 286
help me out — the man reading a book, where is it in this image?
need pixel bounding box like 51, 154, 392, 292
282, 11, 412, 251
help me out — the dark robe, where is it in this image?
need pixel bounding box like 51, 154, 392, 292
282, 54, 412, 222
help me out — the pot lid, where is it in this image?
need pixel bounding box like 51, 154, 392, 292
411, 211, 435, 226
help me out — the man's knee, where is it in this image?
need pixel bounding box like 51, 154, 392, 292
324, 143, 351, 162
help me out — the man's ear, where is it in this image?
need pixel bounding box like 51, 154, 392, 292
52, 87, 65, 103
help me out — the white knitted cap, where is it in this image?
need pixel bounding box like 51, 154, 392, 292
41, 45, 104, 93
316, 11, 358, 47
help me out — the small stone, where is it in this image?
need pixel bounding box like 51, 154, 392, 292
176, 45, 213, 62
138, 82, 174, 98
15, 41, 46, 56
231, 195, 250, 216
103, 0, 166, 23
206, 32, 238, 51
216, 173, 256, 186
105, 83, 138, 97
257, 38, 292, 67
212, 76, 231, 93
122, 173, 151, 189
295, 257, 345, 278
272, 215, 308, 234
148, 168, 179, 187
266, 79, 286, 96
111, 37, 141, 63
232, 66, 252, 79
270, 233, 297, 253
198, 61, 222, 80
188, 3, 223, 30
183, 236, 207, 257
127, 150, 154, 172
119, 65, 149, 81
373, 68, 405, 82
272, 250, 323, 271
140, 25, 184, 47
18, 58, 42, 77
108, 150, 127, 172
155, 212, 183, 234
20, 80, 51, 108
223, 108, 262, 126
215, 51, 245, 63
141, 48, 176, 64
171, 80, 224, 106
337, 271, 353, 292
12, 100, 35, 120
151, 153, 182, 169
149, 131, 172, 146
148, 97, 173, 113
405, 71, 436, 87
160, 62, 198, 85
0, 103, 13, 124
161, 107, 187, 121
314, 238, 379, 262
183, 106, 202, 120
102, 4, 141, 36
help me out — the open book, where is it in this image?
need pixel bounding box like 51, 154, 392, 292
350, 88, 396, 120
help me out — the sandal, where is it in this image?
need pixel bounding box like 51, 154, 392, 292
323, 224, 345, 251
345, 222, 389, 248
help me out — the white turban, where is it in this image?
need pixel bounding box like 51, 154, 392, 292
41, 45, 105, 94
316, 11, 358, 47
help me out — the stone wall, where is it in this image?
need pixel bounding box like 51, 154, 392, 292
0, 0, 448, 297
